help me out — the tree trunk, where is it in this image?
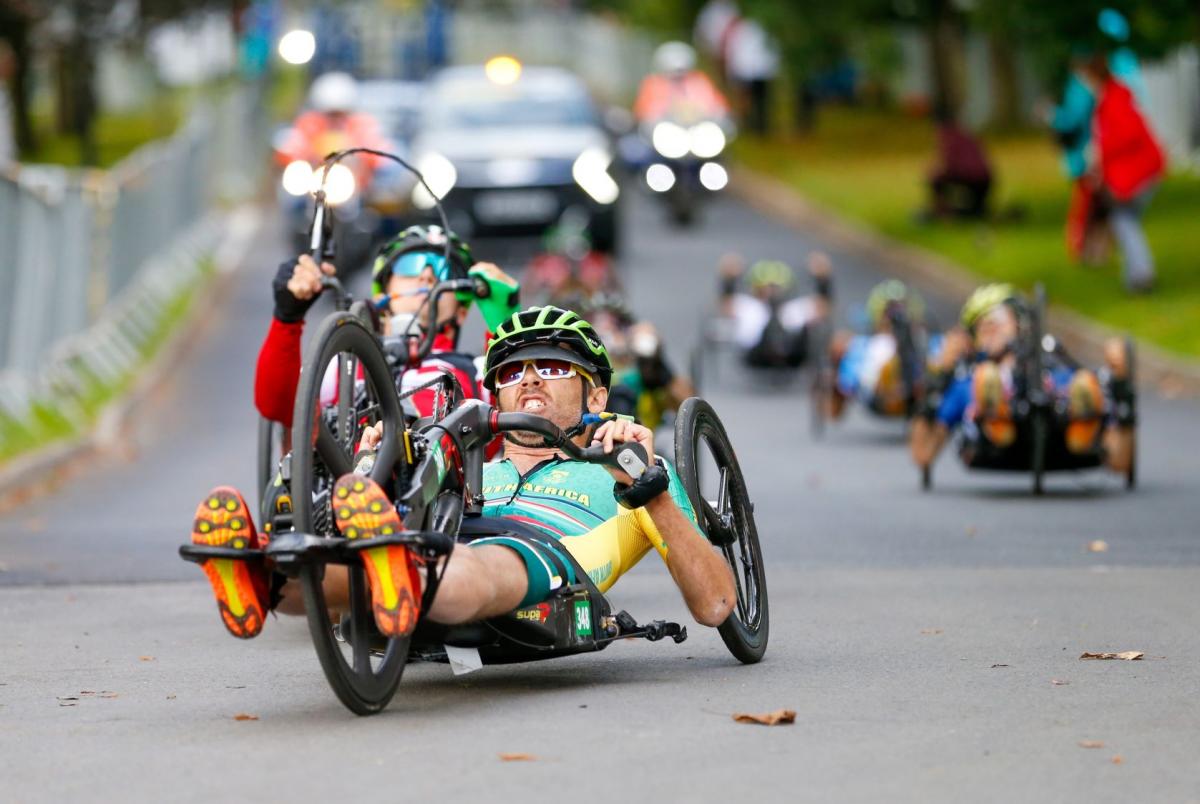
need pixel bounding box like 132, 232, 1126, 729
988, 31, 1020, 130
926, 0, 963, 118
0, 9, 36, 155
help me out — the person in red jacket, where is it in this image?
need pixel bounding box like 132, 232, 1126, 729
1083, 53, 1165, 293
254, 226, 518, 433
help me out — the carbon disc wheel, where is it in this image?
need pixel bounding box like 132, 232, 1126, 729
292, 312, 410, 715
674, 398, 769, 663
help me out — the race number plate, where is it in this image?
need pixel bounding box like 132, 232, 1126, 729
474, 190, 557, 224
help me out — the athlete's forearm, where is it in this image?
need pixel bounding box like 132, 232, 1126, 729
644, 495, 735, 627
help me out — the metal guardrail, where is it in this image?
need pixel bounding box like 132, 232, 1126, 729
0, 82, 269, 455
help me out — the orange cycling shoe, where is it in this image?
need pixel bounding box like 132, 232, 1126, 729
973, 362, 1015, 448
333, 474, 422, 638
192, 487, 269, 639
1065, 370, 1104, 454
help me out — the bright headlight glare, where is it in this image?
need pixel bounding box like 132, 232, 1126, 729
651, 122, 689, 159
281, 160, 314, 196
699, 161, 728, 191
413, 152, 457, 209
688, 121, 726, 158
312, 163, 356, 205
572, 147, 619, 205
645, 164, 675, 193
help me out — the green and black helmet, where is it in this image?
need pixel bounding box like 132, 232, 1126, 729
747, 259, 794, 292
866, 279, 925, 329
484, 306, 613, 391
960, 283, 1018, 332
370, 224, 474, 297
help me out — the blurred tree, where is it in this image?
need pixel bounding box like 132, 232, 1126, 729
581, 0, 705, 38
0, 0, 40, 155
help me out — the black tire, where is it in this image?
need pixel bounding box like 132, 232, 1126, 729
256, 417, 283, 511
292, 313, 410, 715
808, 321, 832, 439
1029, 283, 1047, 496
674, 398, 768, 663
1125, 337, 1137, 491
1031, 411, 1047, 496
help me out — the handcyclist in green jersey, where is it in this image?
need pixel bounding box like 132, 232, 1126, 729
335, 306, 736, 634
196, 306, 736, 641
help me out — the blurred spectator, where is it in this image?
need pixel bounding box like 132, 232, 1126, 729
923, 108, 992, 221
1082, 52, 1165, 294
0, 40, 14, 166
1041, 9, 1144, 264
693, 0, 738, 80
724, 17, 778, 136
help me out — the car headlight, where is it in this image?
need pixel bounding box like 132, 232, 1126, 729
312, 163, 356, 205
651, 122, 689, 159
281, 160, 314, 196
572, 147, 619, 205
688, 121, 726, 159
413, 152, 457, 209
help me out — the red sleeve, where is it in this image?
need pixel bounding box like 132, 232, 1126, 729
254, 318, 304, 427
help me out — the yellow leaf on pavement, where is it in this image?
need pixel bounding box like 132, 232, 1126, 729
732, 709, 796, 726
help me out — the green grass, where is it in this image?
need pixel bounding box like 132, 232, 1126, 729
733, 107, 1200, 359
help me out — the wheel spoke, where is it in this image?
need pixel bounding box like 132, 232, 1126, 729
723, 543, 749, 622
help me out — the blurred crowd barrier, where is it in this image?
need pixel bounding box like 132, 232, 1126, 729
0, 84, 269, 457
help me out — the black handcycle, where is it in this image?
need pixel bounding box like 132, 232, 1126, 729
185, 149, 768, 715
921, 284, 1136, 495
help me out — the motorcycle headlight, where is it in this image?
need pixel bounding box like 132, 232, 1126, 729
688, 121, 726, 159
699, 162, 728, 191
281, 160, 314, 196
312, 163, 356, 205
572, 147, 619, 205
645, 163, 676, 193
651, 122, 689, 159
413, 152, 457, 209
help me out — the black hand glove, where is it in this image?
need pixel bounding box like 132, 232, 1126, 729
272, 260, 317, 323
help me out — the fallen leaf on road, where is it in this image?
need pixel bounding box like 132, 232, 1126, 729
139, 656, 155, 662
56, 696, 79, 702
1087, 540, 1109, 553
1050, 679, 1070, 686
1111, 755, 1123, 765
1078, 740, 1105, 749
58, 701, 77, 707
1080, 652, 1143, 661
166, 694, 177, 700
97, 691, 118, 699
498, 753, 537, 762
920, 628, 943, 635
991, 664, 1009, 668
732, 709, 796, 726
233, 713, 259, 721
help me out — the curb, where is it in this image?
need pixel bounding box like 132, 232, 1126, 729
729, 165, 1200, 398
0, 206, 262, 505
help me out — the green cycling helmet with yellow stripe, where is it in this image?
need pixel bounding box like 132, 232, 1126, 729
484, 306, 613, 391
960, 283, 1019, 332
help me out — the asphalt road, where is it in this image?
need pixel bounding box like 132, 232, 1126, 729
2, 188, 1199, 803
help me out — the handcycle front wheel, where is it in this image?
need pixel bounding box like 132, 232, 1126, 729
673, 397, 769, 664
292, 312, 411, 715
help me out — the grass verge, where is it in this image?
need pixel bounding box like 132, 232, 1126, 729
733, 106, 1200, 359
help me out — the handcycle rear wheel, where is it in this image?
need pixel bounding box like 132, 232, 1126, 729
673, 398, 769, 663
292, 313, 410, 715
1124, 336, 1137, 490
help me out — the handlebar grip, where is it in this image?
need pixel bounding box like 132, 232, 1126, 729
578, 442, 650, 480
